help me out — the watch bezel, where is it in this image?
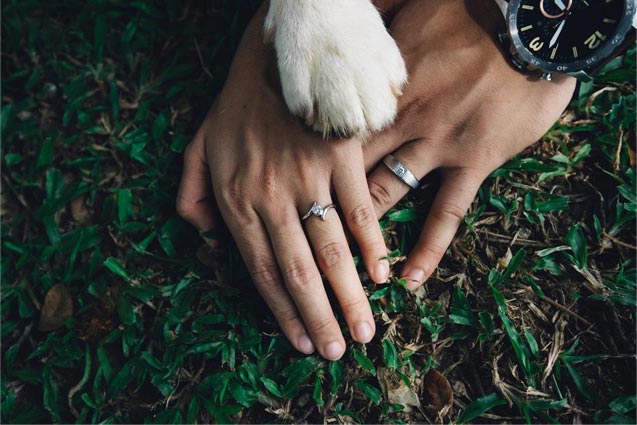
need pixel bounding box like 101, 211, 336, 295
507, 0, 635, 73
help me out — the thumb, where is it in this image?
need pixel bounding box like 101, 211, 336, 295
176, 134, 221, 248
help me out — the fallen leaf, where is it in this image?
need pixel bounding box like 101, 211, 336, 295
452, 380, 468, 399
541, 315, 567, 384
422, 369, 453, 421
497, 248, 513, 269
585, 86, 617, 114
38, 284, 74, 331
377, 367, 421, 412
559, 110, 577, 125
78, 315, 114, 341
70, 196, 89, 222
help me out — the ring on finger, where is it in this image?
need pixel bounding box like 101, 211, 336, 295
301, 201, 336, 222
382, 154, 420, 189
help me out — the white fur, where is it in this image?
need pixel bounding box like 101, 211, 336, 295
265, 0, 407, 138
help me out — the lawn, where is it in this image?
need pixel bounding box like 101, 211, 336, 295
2, 0, 636, 423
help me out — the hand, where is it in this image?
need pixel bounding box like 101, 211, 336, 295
363, 0, 577, 289
177, 7, 389, 360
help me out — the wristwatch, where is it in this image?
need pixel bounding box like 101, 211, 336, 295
495, 0, 636, 81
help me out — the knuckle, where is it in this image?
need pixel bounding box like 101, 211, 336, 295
347, 204, 375, 229
368, 181, 393, 211
339, 296, 369, 315
283, 258, 315, 289
219, 182, 244, 205
219, 184, 254, 219
176, 198, 196, 221
306, 316, 336, 335
420, 243, 447, 261
436, 202, 467, 224
316, 241, 347, 271
251, 261, 280, 290
278, 309, 302, 325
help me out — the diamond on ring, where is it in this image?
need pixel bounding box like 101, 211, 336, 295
302, 202, 336, 221
382, 154, 420, 189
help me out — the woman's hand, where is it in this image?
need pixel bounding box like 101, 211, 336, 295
363, 0, 577, 289
177, 7, 389, 360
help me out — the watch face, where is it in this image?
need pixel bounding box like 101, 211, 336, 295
508, 0, 635, 73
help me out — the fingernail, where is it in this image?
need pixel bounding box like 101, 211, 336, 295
355, 322, 374, 343
297, 335, 315, 354
402, 267, 425, 290
374, 261, 390, 283
324, 341, 345, 360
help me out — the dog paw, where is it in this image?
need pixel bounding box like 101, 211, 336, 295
265, 0, 407, 139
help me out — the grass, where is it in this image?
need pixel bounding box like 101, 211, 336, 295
1, 0, 635, 423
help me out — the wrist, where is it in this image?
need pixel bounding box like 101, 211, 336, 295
224, 5, 278, 94
494, 0, 635, 82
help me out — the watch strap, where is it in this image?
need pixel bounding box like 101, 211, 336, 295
493, 0, 508, 16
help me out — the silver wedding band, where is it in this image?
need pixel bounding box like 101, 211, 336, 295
301, 201, 336, 221
383, 154, 420, 189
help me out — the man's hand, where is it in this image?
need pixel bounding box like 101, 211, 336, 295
363, 0, 577, 289
177, 7, 389, 360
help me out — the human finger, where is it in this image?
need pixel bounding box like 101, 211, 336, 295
302, 199, 376, 345
363, 125, 405, 172
220, 207, 316, 355
176, 136, 220, 247
366, 140, 440, 218
332, 159, 389, 284
400, 168, 485, 290
261, 207, 346, 360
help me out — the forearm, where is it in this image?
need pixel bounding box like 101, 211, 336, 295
222, 5, 271, 93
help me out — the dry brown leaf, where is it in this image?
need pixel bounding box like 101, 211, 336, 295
585, 86, 617, 114
541, 315, 567, 384
452, 380, 468, 399
377, 367, 421, 413
38, 284, 74, 331
559, 110, 577, 125
576, 266, 607, 293
78, 315, 114, 341
422, 369, 453, 421
497, 248, 513, 269
70, 196, 90, 222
